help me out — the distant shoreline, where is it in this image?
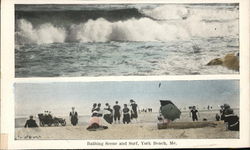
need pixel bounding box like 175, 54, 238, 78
15, 108, 239, 118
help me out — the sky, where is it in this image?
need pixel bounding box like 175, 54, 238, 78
15, 80, 239, 117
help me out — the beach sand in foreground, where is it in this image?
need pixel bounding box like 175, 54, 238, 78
15, 110, 239, 140
15, 121, 239, 140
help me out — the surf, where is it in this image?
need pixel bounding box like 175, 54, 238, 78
15, 4, 239, 45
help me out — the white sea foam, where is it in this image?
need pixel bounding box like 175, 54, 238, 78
141, 5, 190, 20
69, 18, 190, 42
15, 5, 238, 44
16, 19, 66, 44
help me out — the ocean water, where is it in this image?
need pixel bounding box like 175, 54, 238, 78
15, 4, 239, 77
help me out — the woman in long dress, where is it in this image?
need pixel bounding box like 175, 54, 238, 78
87, 103, 109, 131
103, 103, 113, 124
69, 107, 78, 126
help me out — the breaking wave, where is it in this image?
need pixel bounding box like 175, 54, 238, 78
15, 4, 239, 44
16, 19, 66, 44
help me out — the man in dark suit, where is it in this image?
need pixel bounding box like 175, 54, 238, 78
70, 107, 78, 126
24, 115, 38, 128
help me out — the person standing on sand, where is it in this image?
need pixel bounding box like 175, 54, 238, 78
91, 103, 97, 113
130, 99, 138, 122
69, 107, 78, 126
96, 103, 103, 117
123, 104, 131, 124
91, 103, 98, 117
190, 106, 199, 121
113, 101, 121, 124
103, 103, 113, 124
24, 115, 38, 128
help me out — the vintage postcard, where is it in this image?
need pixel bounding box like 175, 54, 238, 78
1, 0, 250, 149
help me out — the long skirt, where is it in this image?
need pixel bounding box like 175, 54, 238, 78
103, 114, 113, 124
123, 114, 130, 124
71, 116, 78, 126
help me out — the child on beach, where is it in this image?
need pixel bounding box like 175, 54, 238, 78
190, 106, 199, 121
122, 104, 130, 124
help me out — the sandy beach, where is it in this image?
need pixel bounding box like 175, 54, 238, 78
15, 122, 239, 140
15, 110, 239, 140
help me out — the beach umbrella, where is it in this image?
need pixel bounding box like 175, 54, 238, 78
160, 100, 181, 121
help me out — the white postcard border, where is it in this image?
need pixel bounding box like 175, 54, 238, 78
1, 0, 249, 149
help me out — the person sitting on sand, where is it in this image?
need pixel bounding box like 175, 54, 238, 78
190, 106, 199, 121
158, 106, 172, 124
130, 99, 138, 122
223, 104, 234, 115
215, 113, 220, 121
224, 113, 239, 131
221, 104, 239, 131
69, 107, 78, 126
123, 104, 131, 124
103, 103, 113, 124
24, 115, 38, 128
44, 111, 48, 116
48, 111, 52, 119
86, 116, 108, 131
113, 101, 121, 124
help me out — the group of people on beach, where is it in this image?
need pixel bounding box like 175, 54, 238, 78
23, 102, 239, 132
68, 99, 139, 127
23, 99, 138, 129
217, 104, 239, 131
188, 104, 239, 131
86, 99, 138, 131
24, 111, 55, 128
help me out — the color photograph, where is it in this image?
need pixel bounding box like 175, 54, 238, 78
15, 3, 239, 77
15, 80, 239, 139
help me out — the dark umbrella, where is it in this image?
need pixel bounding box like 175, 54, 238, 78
160, 100, 181, 121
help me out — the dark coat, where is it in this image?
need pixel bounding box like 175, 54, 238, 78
70, 111, 78, 126
24, 119, 38, 128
